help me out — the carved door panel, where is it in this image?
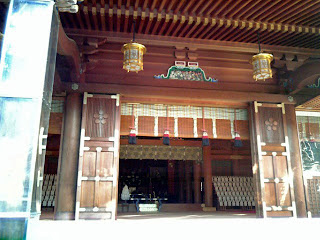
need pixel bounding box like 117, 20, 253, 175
75, 93, 120, 220
253, 102, 296, 217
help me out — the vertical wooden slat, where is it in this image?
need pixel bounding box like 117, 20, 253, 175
285, 105, 307, 217
216, 119, 232, 139
249, 102, 263, 217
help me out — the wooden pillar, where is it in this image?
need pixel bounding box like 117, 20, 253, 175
54, 93, 82, 220
168, 160, 175, 196
179, 161, 185, 202
285, 104, 307, 217
185, 161, 192, 203
203, 145, 213, 207
193, 161, 201, 204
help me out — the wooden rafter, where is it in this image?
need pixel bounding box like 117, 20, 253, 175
59, 0, 320, 49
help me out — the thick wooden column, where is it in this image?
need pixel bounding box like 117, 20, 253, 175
249, 102, 263, 217
54, 93, 82, 220
179, 161, 185, 202
285, 104, 307, 217
168, 160, 175, 196
185, 161, 192, 203
203, 146, 213, 207
193, 161, 201, 204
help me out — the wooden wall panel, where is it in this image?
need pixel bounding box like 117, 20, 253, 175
80, 181, 95, 207
158, 117, 174, 136
99, 152, 114, 177
235, 120, 249, 140
138, 116, 154, 136
267, 211, 292, 217
216, 119, 232, 139
120, 115, 132, 136
48, 112, 63, 134
178, 118, 194, 138
98, 182, 113, 208
275, 156, 288, 179
82, 152, 96, 177
263, 156, 273, 178
277, 183, 291, 206
197, 118, 213, 138
265, 183, 276, 206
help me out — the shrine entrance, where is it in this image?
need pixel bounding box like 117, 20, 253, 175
117, 102, 255, 215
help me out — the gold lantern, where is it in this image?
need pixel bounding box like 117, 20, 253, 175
121, 42, 146, 73
251, 53, 273, 81
251, 32, 273, 81
121, 21, 146, 73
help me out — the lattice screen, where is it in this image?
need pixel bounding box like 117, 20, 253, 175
120, 103, 249, 140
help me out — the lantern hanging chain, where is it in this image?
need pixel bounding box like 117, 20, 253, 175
132, 20, 136, 42
257, 31, 261, 53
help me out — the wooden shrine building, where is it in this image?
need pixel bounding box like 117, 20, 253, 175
1, 1, 320, 227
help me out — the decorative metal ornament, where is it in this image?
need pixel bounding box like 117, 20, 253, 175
121, 21, 146, 73
251, 32, 273, 81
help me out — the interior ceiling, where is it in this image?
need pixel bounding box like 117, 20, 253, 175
59, 0, 320, 49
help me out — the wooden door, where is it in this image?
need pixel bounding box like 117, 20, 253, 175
75, 93, 120, 220
253, 102, 296, 217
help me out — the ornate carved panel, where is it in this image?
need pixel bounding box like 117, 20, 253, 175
258, 107, 284, 144
85, 97, 116, 139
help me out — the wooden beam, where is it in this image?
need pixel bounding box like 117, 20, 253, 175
227, 0, 251, 19
174, 0, 186, 14
220, 0, 245, 18
57, 22, 81, 82
91, 6, 99, 30
73, 2, 320, 40
275, 0, 318, 24
83, 6, 92, 30
60, 82, 295, 104
190, 0, 205, 14
234, 0, 263, 20
150, 0, 158, 11
65, 29, 320, 55
182, 0, 195, 14
100, 5, 106, 31
250, 0, 283, 21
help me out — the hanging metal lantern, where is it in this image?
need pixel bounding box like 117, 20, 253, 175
251, 32, 273, 81
121, 21, 146, 73
251, 53, 273, 81
121, 42, 146, 73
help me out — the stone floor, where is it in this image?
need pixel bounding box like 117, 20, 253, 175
28, 213, 320, 240
29, 209, 320, 240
